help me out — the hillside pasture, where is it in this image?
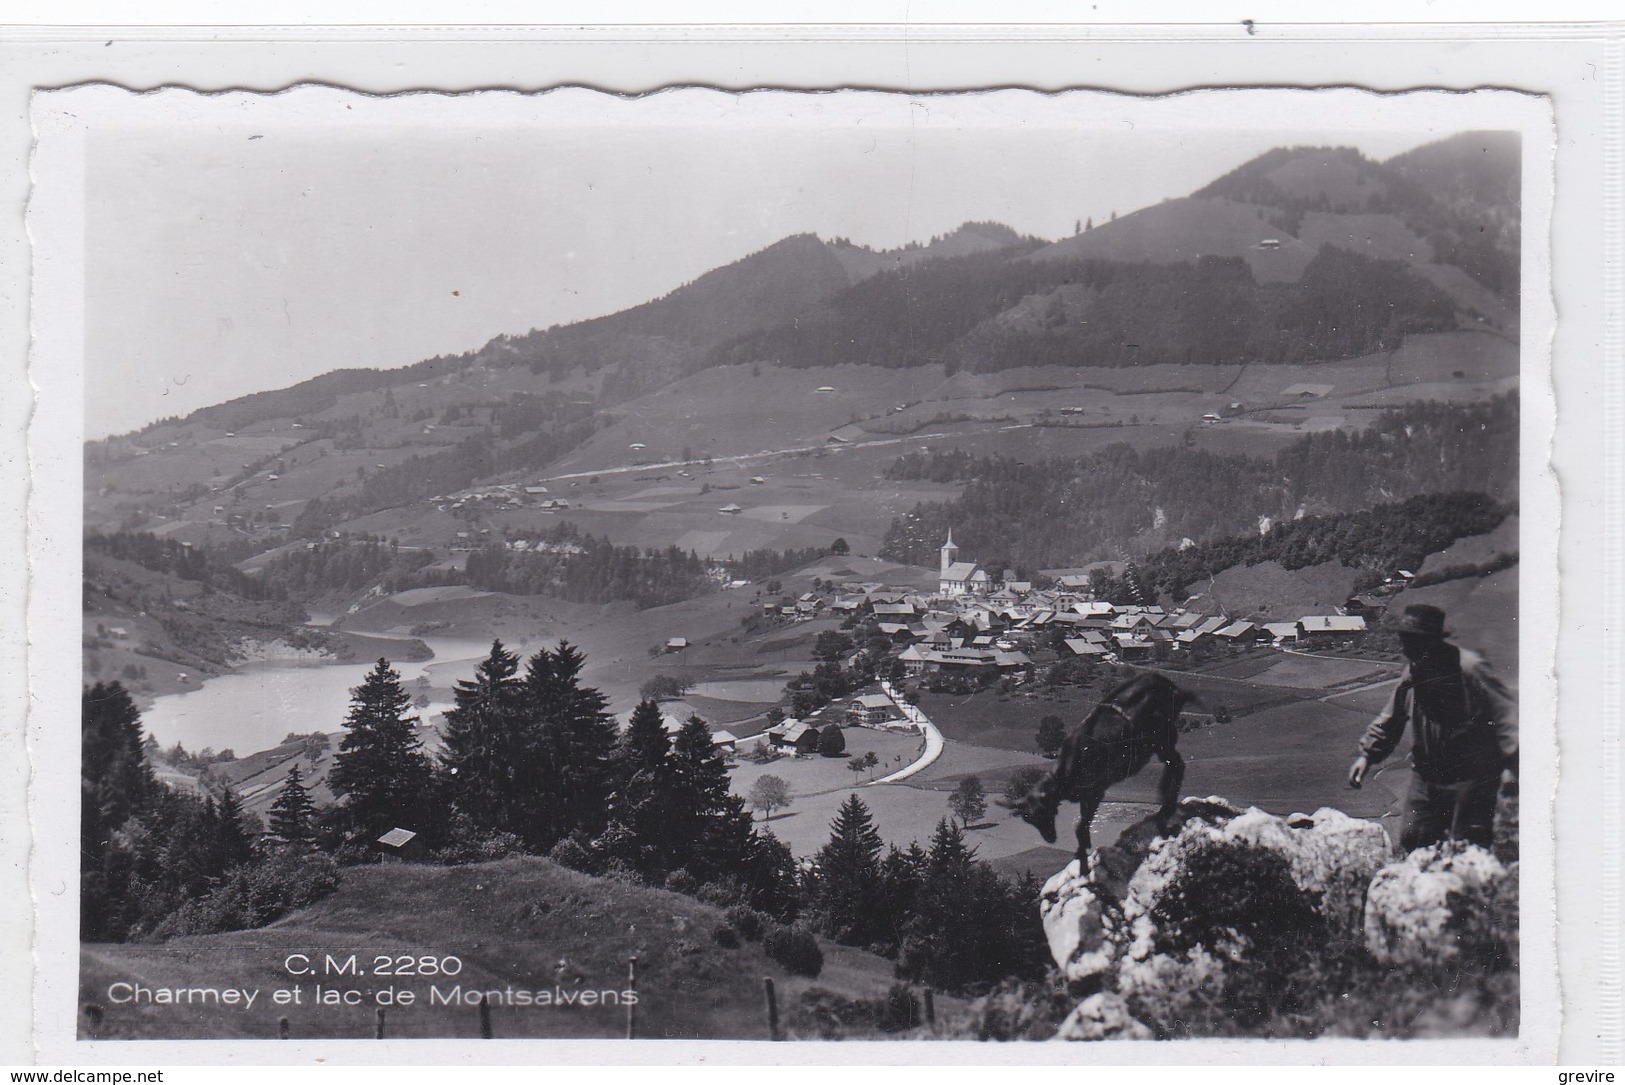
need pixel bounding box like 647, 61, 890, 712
80, 857, 948, 1041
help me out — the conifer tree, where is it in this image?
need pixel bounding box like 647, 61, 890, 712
617, 698, 670, 785
82, 681, 155, 854
522, 641, 619, 850
439, 640, 526, 836
664, 715, 752, 878
812, 794, 885, 945
600, 699, 675, 873
330, 658, 433, 839
268, 765, 316, 849
215, 787, 256, 868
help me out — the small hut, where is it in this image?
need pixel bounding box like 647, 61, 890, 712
376, 827, 425, 864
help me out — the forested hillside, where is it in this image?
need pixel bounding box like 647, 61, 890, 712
709, 245, 1457, 373
880, 396, 1517, 572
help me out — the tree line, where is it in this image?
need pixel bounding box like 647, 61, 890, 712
881, 396, 1517, 573
1097, 491, 1510, 602
708, 245, 1457, 374
82, 641, 1051, 994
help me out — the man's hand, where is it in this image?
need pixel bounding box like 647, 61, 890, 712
1348, 756, 1369, 789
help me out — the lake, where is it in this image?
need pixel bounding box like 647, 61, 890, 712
140, 635, 494, 756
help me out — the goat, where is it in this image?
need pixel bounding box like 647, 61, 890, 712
998, 671, 1190, 860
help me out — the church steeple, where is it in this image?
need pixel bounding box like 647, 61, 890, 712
940, 530, 959, 578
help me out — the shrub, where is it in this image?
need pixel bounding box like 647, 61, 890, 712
878, 983, 923, 1033
713, 925, 741, 949
432, 811, 524, 866
764, 923, 824, 977
955, 976, 1074, 1041
726, 904, 769, 942
664, 869, 701, 895
694, 877, 746, 909
546, 835, 597, 873
148, 852, 341, 940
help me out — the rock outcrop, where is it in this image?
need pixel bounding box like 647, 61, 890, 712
1045, 796, 1397, 1041
1364, 843, 1516, 968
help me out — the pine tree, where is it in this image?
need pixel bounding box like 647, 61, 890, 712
522, 641, 619, 850
330, 658, 433, 840
617, 699, 670, 785
439, 640, 526, 836
268, 765, 316, 849
812, 794, 885, 945
664, 715, 752, 879
82, 681, 155, 853
603, 699, 674, 876
215, 787, 256, 868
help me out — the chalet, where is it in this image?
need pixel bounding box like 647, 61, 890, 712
376, 827, 425, 864
749, 476, 767, 485
1215, 620, 1264, 644
1112, 634, 1155, 661
665, 637, 689, 652
848, 693, 895, 726
766, 720, 820, 754
1298, 615, 1367, 642
525, 485, 550, 495
718, 503, 743, 515
873, 602, 916, 618
710, 731, 740, 752
1264, 621, 1303, 645
1063, 638, 1110, 659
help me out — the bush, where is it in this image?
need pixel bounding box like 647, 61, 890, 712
148, 851, 341, 940
879, 983, 923, 1033
726, 904, 769, 942
956, 977, 1074, 1041
764, 923, 824, 977
432, 811, 524, 866
546, 835, 597, 873
713, 925, 741, 949
664, 869, 701, 895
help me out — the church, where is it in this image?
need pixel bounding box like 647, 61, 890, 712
938, 531, 989, 596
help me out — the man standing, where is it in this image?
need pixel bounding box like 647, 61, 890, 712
1348, 604, 1517, 852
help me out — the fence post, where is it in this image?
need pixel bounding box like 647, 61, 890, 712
626, 955, 638, 1040
375, 1006, 387, 1040
763, 976, 781, 1041
278, 1016, 290, 1040
478, 993, 493, 1039
923, 988, 936, 1028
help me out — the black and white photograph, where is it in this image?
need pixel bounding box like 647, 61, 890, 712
27, 81, 1557, 1053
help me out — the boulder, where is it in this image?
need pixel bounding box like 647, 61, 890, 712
1364, 844, 1516, 968
1053, 992, 1153, 1041
1038, 859, 1120, 983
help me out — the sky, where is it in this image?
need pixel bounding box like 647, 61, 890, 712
75, 86, 1479, 439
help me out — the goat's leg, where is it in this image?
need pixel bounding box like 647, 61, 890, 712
1154, 751, 1185, 834
1074, 785, 1106, 863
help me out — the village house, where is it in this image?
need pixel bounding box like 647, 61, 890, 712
847, 692, 896, 727
1298, 615, 1368, 643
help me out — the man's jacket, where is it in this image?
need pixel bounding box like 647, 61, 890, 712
1358, 647, 1518, 783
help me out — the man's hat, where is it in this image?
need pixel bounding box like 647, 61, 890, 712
1387, 603, 1451, 638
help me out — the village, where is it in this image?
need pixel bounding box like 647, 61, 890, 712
649, 530, 1395, 802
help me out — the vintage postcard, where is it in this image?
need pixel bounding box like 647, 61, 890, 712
25, 80, 1563, 1061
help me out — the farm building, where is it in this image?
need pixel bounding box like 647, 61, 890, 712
766, 720, 820, 754
1298, 615, 1367, 642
